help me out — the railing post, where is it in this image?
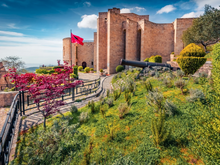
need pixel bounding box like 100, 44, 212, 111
22, 91, 25, 115
19, 91, 22, 116
71, 87, 75, 101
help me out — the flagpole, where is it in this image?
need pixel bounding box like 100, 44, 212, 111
70, 29, 72, 66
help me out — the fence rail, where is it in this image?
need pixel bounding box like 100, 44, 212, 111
0, 77, 101, 165
0, 93, 20, 165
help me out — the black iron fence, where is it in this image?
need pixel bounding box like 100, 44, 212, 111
0, 77, 101, 165
0, 93, 20, 165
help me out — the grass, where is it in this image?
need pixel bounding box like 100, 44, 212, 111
12, 71, 216, 165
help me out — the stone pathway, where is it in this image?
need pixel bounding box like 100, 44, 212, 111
9, 74, 114, 162
0, 107, 10, 132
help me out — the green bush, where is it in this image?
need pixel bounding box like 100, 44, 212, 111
144, 58, 149, 62
73, 66, 78, 77
78, 66, 83, 71
47, 70, 55, 74
211, 43, 220, 96
35, 69, 48, 74
118, 103, 130, 119
79, 112, 89, 124
70, 105, 78, 114
177, 57, 207, 75
90, 68, 94, 71
180, 43, 206, 57
70, 73, 77, 78
149, 55, 162, 63
144, 80, 153, 92
100, 69, 103, 72
174, 79, 186, 95
53, 66, 62, 69
84, 67, 90, 73
151, 110, 170, 147
116, 65, 124, 72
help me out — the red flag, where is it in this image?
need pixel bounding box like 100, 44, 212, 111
71, 33, 84, 45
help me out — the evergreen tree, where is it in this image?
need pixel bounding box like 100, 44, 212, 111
182, 5, 220, 52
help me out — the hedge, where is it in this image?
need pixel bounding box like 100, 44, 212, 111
73, 66, 78, 77
78, 66, 83, 71
144, 58, 149, 62
116, 65, 124, 72
180, 43, 206, 57
176, 57, 207, 75
35, 69, 49, 74
84, 67, 90, 73
149, 55, 162, 63
211, 43, 220, 95
53, 66, 63, 69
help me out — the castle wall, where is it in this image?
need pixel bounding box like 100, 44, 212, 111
63, 38, 71, 65
94, 32, 97, 70
174, 18, 194, 55
97, 12, 107, 71
63, 8, 196, 74
126, 19, 138, 61
121, 13, 149, 22
141, 21, 174, 62
107, 11, 127, 74
77, 42, 94, 68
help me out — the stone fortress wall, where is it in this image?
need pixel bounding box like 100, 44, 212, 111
63, 8, 195, 74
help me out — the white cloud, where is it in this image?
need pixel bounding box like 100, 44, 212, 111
7, 23, 20, 29
77, 14, 98, 29
120, 8, 131, 13
0, 31, 24, 36
157, 5, 176, 14
193, 0, 220, 11
181, 0, 220, 18
0, 34, 62, 67
181, 11, 203, 18
120, 7, 146, 13
134, 7, 146, 12
1, 3, 9, 7
83, 1, 91, 7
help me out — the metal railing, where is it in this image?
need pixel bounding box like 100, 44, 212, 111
0, 93, 20, 165
0, 77, 101, 164
20, 78, 101, 115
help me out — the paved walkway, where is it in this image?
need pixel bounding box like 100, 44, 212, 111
9, 73, 114, 161
0, 107, 10, 132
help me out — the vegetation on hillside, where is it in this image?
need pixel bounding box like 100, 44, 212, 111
11, 64, 220, 164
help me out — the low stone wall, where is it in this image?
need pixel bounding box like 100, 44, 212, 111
167, 61, 212, 76
0, 91, 18, 107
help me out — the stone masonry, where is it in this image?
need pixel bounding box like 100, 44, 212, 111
63, 8, 195, 74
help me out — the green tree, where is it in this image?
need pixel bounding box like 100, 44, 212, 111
182, 5, 220, 52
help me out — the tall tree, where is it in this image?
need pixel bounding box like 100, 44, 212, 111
182, 5, 220, 52
0, 56, 26, 72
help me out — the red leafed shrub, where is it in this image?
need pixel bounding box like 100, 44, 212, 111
5, 62, 83, 127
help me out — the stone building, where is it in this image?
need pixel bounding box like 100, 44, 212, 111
63, 7, 195, 74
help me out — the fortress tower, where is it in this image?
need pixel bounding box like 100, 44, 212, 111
63, 7, 195, 74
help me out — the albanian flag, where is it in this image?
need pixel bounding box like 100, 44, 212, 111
71, 33, 84, 46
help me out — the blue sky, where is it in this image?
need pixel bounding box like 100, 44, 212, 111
0, 0, 219, 67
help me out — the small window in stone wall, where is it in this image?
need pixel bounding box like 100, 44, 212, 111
105, 18, 107, 21
91, 62, 93, 65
